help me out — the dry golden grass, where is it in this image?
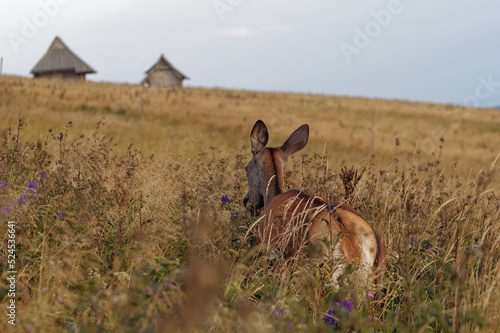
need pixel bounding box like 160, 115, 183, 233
0, 75, 499, 332
1, 75, 499, 192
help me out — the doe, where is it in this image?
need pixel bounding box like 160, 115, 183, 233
244, 120, 386, 285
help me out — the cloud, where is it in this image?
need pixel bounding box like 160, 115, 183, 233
216, 25, 293, 39
216, 27, 259, 39
260, 25, 293, 33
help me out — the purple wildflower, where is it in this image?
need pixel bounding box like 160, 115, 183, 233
287, 321, 293, 329
0, 182, 7, 188
57, 212, 65, 219
231, 212, 239, 219
273, 307, 285, 320
323, 300, 353, 328
27, 181, 37, 194
18, 194, 29, 207
324, 309, 338, 328
426, 245, 431, 250
221, 194, 230, 205
2, 203, 13, 216
57, 296, 63, 304
410, 238, 414, 246
367, 293, 375, 299
340, 300, 353, 312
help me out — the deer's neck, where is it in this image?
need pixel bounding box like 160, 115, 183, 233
263, 149, 286, 208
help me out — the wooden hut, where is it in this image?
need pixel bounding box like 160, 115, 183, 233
31, 36, 96, 81
141, 54, 188, 88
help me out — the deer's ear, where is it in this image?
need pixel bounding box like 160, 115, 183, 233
280, 124, 309, 161
250, 120, 269, 154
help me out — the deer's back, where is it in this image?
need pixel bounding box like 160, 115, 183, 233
258, 190, 385, 278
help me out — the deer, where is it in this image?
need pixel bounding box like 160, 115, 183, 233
243, 120, 386, 287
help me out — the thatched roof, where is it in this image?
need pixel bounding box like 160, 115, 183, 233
31, 36, 96, 75
143, 54, 189, 81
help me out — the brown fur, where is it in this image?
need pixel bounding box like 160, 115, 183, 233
244, 120, 386, 285
258, 190, 386, 283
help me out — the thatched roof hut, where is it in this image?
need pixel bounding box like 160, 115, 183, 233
31, 36, 96, 81
141, 54, 188, 88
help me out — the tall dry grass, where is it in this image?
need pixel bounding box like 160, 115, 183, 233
1, 75, 499, 192
0, 76, 499, 331
0, 112, 498, 332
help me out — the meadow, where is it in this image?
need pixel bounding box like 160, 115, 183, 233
0, 75, 499, 332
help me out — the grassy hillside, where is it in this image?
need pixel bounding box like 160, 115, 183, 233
0, 76, 499, 332
1, 75, 499, 191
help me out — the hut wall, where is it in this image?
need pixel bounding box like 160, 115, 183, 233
34, 72, 86, 81
148, 70, 181, 88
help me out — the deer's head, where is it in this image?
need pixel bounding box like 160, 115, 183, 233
243, 120, 309, 215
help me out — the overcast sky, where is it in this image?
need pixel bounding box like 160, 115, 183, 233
1, 0, 499, 107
